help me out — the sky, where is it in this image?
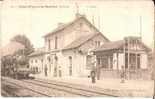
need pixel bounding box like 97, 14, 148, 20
1, 0, 154, 49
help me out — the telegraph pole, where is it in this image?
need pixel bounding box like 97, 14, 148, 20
98, 15, 100, 31
127, 37, 130, 80
153, 3, 155, 99
139, 15, 142, 41
92, 15, 95, 26
75, 2, 79, 14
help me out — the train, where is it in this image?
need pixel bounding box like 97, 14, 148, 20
13, 65, 31, 79
1, 55, 32, 79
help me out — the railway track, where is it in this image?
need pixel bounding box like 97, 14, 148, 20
2, 77, 118, 97
36, 78, 118, 96
2, 77, 86, 97
23, 79, 118, 97
2, 78, 52, 97
23, 80, 94, 97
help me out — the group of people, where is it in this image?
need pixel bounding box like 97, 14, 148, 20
90, 65, 126, 84
44, 65, 62, 77
44, 64, 126, 84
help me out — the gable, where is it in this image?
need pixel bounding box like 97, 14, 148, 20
43, 15, 110, 51
43, 16, 109, 42
78, 33, 109, 53
62, 33, 108, 53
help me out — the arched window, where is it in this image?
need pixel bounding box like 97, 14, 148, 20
41, 59, 43, 63
48, 56, 51, 62
54, 55, 58, 61
48, 39, 51, 50
36, 67, 38, 73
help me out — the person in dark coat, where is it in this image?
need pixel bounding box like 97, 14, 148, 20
121, 65, 125, 83
44, 65, 48, 76
59, 66, 62, 77
90, 66, 96, 83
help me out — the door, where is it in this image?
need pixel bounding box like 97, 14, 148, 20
69, 56, 72, 76
54, 55, 58, 77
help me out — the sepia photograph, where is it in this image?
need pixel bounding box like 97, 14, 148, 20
0, 0, 154, 98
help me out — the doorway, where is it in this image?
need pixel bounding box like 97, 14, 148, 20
54, 55, 58, 77
69, 56, 72, 76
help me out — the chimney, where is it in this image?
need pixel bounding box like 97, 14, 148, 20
57, 23, 65, 27
75, 13, 85, 19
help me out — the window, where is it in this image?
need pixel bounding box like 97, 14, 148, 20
125, 53, 140, 69
130, 54, 136, 69
86, 55, 92, 69
101, 56, 108, 68
98, 55, 113, 69
35, 59, 37, 63
54, 55, 58, 77
55, 36, 58, 49
36, 67, 38, 73
137, 55, 140, 69
97, 58, 101, 65
41, 59, 43, 63
125, 54, 128, 69
48, 39, 51, 50
48, 56, 51, 62
95, 41, 101, 47
110, 56, 113, 69
98, 41, 100, 46
95, 41, 97, 47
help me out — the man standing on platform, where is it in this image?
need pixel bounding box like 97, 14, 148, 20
91, 65, 96, 83
121, 65, 126, 83
44, 65, 48, 76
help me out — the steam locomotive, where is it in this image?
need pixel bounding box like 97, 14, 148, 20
2, 55, 32, 79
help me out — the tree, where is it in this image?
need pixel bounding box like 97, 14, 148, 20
11, 34, 34, 55
1, 55, 16, 76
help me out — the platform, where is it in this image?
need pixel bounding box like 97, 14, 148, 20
32, 74, 154, 97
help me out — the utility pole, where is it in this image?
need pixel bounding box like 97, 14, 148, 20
153, 4, 155, 99
124, 38, 126, 71
127, 37, 130, 80
92, 15, 95, 26
98, 15, 100, 31
139, 15, 142, 41
135, 39, 138, 70
75, 2, 79, 14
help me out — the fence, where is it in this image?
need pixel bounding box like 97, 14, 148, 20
99, 69, 152, 80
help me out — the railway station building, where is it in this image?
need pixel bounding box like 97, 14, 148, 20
28, 48, 45, 74
29, 13, 109, 77
93, 37, 152, 80
29, 14, 152, 80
